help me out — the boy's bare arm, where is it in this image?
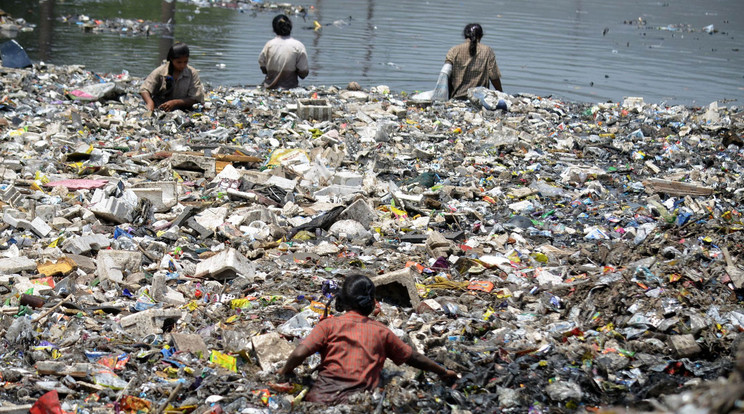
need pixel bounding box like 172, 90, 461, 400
278, 344, 313, 377
405, 351, 458, 380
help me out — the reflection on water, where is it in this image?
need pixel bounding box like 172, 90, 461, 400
2, 0, 743, 105
37, 0, 54, 61
158, 0, 175, 62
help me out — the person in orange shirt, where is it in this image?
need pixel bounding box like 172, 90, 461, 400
279, 274, 458, 404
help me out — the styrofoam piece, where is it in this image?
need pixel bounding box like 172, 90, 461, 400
0, 257, 36, 275
30, 217, 52, 238
96, 250, 142, 283
130, 181, 178, 213
370, 267, 420, 308
62, 234, 111, 255
194, 248, 255, 280
297, 98, 332, 121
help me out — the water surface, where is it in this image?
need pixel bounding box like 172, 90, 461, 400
3, 0, 743, 105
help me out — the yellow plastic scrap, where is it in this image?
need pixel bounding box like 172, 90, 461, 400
306, 301, 328, 316
291, 230, 314, 241
47, 236, 65, 249
390, 205, 408, 219
30, 181, 45, 193
209, 350, 237, 372
507, 251, 521, 263
230, 298, 253, 309
35, 171, 50, 184
67, 162, 85, 175
266, 148, 310, 169
531, 252, 549, 263
37, 257, 77, 277
493, 289, 512, 299
163, 366, 179, 377
427, 277, 469, 291
225, 315, 239, 324
8, 127, 28, 137
416, 283, 429, 297
169, 405, 197, 413
598, 322, 614, 332
292, 388, 309, 406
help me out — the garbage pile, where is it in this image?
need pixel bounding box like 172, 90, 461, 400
3, 2, 309, 40
56, 14, 164, 37
0, 9, 34, 38
0, 61, 743, 414
55, 1, 309, 38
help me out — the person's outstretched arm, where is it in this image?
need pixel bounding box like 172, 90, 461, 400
278, 343, 313, 377
140, 91, 156, 112
405, 351, 458, 380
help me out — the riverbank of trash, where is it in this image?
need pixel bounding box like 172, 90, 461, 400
0, 60, 742, 413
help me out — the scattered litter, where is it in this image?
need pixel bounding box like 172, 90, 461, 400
0, 54, 742, 413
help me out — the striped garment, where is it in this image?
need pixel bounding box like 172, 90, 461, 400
445, 41, 501, 99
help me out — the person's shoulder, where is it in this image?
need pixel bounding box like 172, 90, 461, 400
363, 316, 394, 331
145, 63, 167, 78
289, 37, 306, 47
264, 36, 281, 46
448, 42, 469, 54
317, 314, 347, 327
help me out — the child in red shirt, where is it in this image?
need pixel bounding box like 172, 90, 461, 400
279, 274, 457, 404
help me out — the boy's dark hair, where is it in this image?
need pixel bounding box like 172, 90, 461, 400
335, 274, 376, 315
463, 23, 483, 57
273, 14, 293, 36
167, 42, 190, 61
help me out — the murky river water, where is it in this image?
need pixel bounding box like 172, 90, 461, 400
3, 0, 743, 105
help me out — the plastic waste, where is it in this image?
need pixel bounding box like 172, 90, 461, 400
66, 82, 123, 102
468, 86, 510, 111
0, 40, 32, 68
93, 369, 128, 390
431, 63, 452, 101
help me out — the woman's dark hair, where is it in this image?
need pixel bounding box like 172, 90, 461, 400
167, 42, 190, 61
463, 23, 483, 57
335, 274, 376, 316
273, 14, 293, 36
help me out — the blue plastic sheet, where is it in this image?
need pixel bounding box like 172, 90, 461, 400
0, 40, 32, 68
